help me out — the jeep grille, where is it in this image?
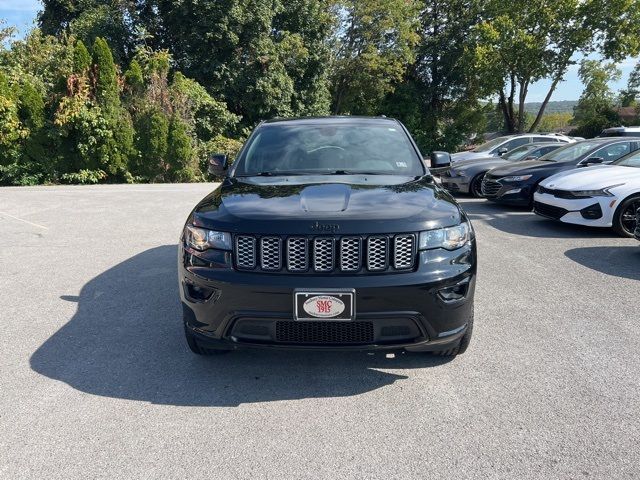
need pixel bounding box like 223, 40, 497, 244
234, 234, 416, 274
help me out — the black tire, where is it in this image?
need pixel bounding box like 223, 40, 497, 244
469, 173, 485, 198
432, 311, 474, 357
613, 195, 640, 238
184, 323, 231, 355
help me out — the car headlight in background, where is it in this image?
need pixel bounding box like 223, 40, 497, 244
184, 225, 232, 251
567, 184, 623, 197
501, 175, 532, 182
419, 222, 472, 250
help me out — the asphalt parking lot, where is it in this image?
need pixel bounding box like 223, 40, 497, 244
1, 183, 639, 479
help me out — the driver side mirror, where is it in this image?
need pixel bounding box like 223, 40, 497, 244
207, 153, 228, 176
497, 147, 509, 156
581, 157, 604, 167
430, 151, 451, 169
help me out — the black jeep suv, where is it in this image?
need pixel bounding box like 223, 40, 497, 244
179, 117, 476, 356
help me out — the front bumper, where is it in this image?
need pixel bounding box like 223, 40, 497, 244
482, 180, 534, 206
440, 175, 471, 194
533, 192, 616, 227
178, 242, 476, 352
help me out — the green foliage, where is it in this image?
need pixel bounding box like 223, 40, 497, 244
330, 0, 420, 115
469, 0, 640, 133
619, 62, 640, 107
73, 40, 91, 73
133, 109, 169, 181
0, 71, 23, 166
571, 60, 622, 138
124, 59, 144, 93
92, 37, 119, 112
167, 116, 195, 182
60, 169, 107, 184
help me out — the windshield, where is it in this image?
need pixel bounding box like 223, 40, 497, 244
234, 123, 425, 176
472, 136, 510, 153
503, 144, 535, 160
613, 150, 640, 167
537, 141, 602, 163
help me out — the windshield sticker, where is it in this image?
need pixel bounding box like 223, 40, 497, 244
396, 161, 408, 168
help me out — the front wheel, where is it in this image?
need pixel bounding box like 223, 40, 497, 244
469, 174, 485, 198
613, 195, 640, 238
433, 312, 474, 357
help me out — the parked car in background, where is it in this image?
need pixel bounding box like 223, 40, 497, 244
440, 143, 562, 197
533, 150, 640, 237
450, 134, 574, 164
599, 126, 640, 138
481, 138, 640, 207
180, 117, 476, 357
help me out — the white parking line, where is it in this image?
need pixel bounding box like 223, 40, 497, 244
0, 211, 48, 230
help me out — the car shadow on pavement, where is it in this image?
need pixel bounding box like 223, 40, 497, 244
564, 246, 640, 281
30, 245, 450, 407
457, 198, 619, 239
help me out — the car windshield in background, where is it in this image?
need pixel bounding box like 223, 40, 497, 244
538, 141, 601, 163
234, 123, 424, 177
503, 144, 535, 160
472, 136, 508, 153
613, 151, 640, 168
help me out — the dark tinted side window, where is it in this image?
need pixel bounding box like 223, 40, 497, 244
592, 142, 631, 162
533, 136, 554, 143
496, 137, 530, 153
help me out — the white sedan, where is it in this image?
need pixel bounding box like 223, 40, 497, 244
533, 150, 640, 237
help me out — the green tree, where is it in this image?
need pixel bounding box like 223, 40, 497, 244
620, 61, 640, 107
470, 0, 640, 133
384, 0, 487, 153
73, 40, 91, 73
134, 109, 169, 180
571, 60, 621, 138
167, 115, 194, 181
0, 71, 22, 168
92, 37, 119, 112
330, 0, 420, 114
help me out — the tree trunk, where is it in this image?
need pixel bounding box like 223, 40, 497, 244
528, 72, 563, 132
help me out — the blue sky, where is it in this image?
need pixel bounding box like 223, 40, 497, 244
1, 0, 637, 102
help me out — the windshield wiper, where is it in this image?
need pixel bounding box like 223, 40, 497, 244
237, 171, 311, 177
326, 170, 389, 175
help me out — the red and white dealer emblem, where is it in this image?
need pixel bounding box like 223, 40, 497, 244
302, 295, 345, 318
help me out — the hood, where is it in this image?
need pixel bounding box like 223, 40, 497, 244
190, 175, 463, 235
450, 151, 492, 163
487, 159, 563, 177
451, 157, 510, 171
540, 165, 640, 190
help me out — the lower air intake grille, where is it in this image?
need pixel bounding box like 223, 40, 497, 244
534, 201, 568, 220
275, 321, 374, 344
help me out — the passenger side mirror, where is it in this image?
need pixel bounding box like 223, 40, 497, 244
497, 147, 509, 156
207, 153, 228, 177
581, 157, 604, 167
430, 151, 451, 169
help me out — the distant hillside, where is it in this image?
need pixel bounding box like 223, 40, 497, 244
524, 101, 577, 114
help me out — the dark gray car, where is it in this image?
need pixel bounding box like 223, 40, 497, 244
440, 143, 562, 197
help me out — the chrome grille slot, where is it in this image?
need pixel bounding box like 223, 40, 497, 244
233, 233, 416, 273
340, 237, 362, 272
235, 236, 256, 269
393, 235, 415, 269
286, 237, 309, 271
313, 238, 335, 272
260, 237, 282, 270
367, 236, 388, 271
481, 177, 502, 196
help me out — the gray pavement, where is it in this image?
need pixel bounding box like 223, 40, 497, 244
1, 183, 639, 479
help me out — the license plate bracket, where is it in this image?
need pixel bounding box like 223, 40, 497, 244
294, 289, 355, 321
